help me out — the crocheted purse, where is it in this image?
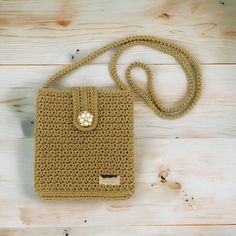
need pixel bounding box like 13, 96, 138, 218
34, 36, 201, 200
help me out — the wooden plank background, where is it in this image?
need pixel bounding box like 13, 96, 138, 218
0, 0, 236, 235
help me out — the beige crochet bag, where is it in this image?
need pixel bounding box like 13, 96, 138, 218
34, 35, 201, 200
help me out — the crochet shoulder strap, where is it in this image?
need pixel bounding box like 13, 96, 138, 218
42, 35, 202, 119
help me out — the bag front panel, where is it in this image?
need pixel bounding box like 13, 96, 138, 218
34, 88, 134, 199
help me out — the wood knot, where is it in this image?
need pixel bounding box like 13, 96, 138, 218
159, 13, 170, 20
158, 169, 182, 190
57, 19, 71, 27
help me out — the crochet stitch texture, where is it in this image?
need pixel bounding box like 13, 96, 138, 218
35, 88, 134, 199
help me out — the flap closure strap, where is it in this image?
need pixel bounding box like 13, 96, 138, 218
72, 87, 99, 131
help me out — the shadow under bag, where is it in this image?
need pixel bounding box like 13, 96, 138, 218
34, 35, 202, 200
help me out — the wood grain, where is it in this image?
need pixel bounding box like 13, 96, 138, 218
0, 0, 235, 64
0, 138, 236, 227
0, 0, 235, 233
0, 65, 235, 139
1, 226, 236, 236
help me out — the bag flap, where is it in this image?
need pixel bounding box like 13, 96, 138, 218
72, 87, 98, 131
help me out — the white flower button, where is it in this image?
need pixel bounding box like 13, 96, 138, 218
78, 111, 93, 127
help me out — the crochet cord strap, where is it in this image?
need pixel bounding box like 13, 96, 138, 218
42, 35, 202, 120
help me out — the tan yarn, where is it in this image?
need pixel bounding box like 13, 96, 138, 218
34, 35, 202, 200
